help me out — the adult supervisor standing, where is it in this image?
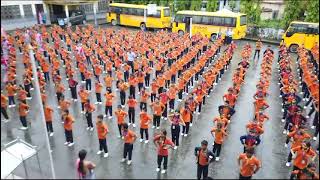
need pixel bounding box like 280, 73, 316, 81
194, 140, 214, 179
127, 48, 136, 74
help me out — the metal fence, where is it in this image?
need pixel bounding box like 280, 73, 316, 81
246, 26, 285, 41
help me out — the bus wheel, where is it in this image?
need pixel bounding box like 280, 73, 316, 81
210, 33, 217, 41
178, 30, 184, 36
289, 44, 299, 53
140, 23, 146, 31
111, 20, 117, 26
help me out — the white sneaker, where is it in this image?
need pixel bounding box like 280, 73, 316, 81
215, 157, 220, 161
95, 102, 99, 105
190, 123, 193, 127
156, 127, 160, 130
74, 99, 78, 102
132, 124, 136, 128
104, 153, 109, 158
306, 116, 310, 119
140, 139, 143, 142
117, 135, 121, 138
286, 162, 291, 167
164, 118, 168, 121
90, 127, 94, 131
121, 136, 124, 139
127, 160, 132, 165
197, 112, 200, 115
86, 127, 90, 131
281, 109, 284, 112
281, 119, 285, 123
68, 142, 74, 147
12, 105, 16, 107
313, 136, 317, 141
108, 116, 113, 119
161, 170, 166, 174
97, 151, 103, 155
64, 142, 69, 145
19, 126, 28, 130
181, 133, 184, 136
128, 123, 131, 126
311, 126, 315, 129
284, 143, 288, 148
104, 115, 107, 117
81, 111, 85, 114
303, 106, 307, 109
121, 158, 126, 162
152, 126, 155, 129
49, 132, 54, 137
145, 140, 149, 144
156, 168, 160, 172
279, 95, 282, 98
99, 102, 102, 104
174, 146, 178, 150
283, 130, 287, 134
184, 134, 187, 137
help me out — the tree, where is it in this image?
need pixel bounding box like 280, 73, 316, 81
305, 0, 319, 23
190, 0, 202, 11
240, 0, 261, 25
206, 0, 218, 12
281, 0, 303, 28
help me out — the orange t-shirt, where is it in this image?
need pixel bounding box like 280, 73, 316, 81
292, 146, 316, 170
211, 127, 227, 144
44, 107, 54, 122
115, 110, 127, 124
180, 108, 191, 122
127, 99, 137, 108
124, 130, 136, 144
19, 103, 29, 117
64, 115, 74, 130
239, 153, 261, 177
96, 122, 108, 139
1, 94, 8, 108
198, 149, 210, 166
152, 103, 164, 116
140, 112, 151, 129
104, 93, 114, 106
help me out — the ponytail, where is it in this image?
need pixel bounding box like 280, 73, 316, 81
78, 149, 87, 177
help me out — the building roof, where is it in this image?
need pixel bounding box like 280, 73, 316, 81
44, 0, 98, 5
177, 9, 245, 17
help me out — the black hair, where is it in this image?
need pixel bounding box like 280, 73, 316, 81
201, 140, 208, 146
97, 114, 103, 120
78, 149, 87, 175
123, 123, 128, 129
162, 129, 167, 136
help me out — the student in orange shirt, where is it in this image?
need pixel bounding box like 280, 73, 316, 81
68, 75, 79, 101
211, 122, 228, 161
159, 89, 169, 120
181, 103, 192, 137
96, 114, 109, 158
6, 82, 17, 107
115, 105, 128, 138
151, 98, 165, 129
79, 86, 89, 113
1, 93, 9, 120
128, 74, 138, 99
84, 70, 92, 91
289, 142, 317, 179
84, 99, 95, 131
139, 87, 150, 111
19, 99, 30, 130
95, 80, 103, 104
44, 103, 54, 136
63, 109, 75, 147
127, 95, 137, 127
194, 140, 214, 179
104, 89, 114, 119
150, 79, 159, 102
121, 123, 137, 165
118, 80, 129, 106
139, 107, 152, 143
238, 148, 261, 179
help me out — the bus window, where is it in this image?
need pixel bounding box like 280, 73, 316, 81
191, 15, 202, 24
128, 8, 137, 15
286, 25, 308, 37
163, 8, 170, 17
224, 17, 236, 27
174, 14, 184, 22
202, 16, 213, 25
240, 15, 247, 26
136, 8, 144, 16
147, 10, 161, 17
213, 16, 223, 26
122, 7, 128, 14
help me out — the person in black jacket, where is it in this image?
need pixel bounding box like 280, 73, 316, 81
240, 130, 261, 153
194, 140, 214, 180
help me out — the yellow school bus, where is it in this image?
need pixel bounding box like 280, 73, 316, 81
172, 9, 247, 40
281, 21, 319, 52
106, 3, 171, 30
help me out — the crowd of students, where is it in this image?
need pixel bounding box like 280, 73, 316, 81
1, 23, 319, 179
278, 44, 319, 179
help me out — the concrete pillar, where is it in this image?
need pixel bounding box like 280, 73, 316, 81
65, 5, 69, 24
19, 4, 25, 18
43, 3, 51, 24
93, 2, 98, 26
31, 4, 36, 16
219, 0, 224, 10
235, 0, 240, 12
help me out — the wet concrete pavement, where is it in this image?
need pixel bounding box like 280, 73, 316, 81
1, 26, 319, 179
